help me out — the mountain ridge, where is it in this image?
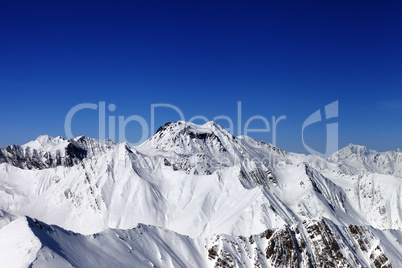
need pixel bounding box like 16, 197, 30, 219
0, 121, 401, 267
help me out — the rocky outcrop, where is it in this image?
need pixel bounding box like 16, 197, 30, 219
206, 218, 395, 267
0, 136, 112, 170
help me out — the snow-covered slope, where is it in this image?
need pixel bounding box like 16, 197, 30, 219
1, 213, 400, 268
0, 121, 401, 267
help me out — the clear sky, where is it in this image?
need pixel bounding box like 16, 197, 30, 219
1, 1, 401, 154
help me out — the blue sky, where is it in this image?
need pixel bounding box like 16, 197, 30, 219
0, 1, 401, 153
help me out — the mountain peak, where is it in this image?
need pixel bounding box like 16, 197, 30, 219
143, 121, 236, 154
154, 121, 226, 135
23, 135, 67, 151
345, 144, 370, 154
328, 144, 372, 162
334, 144, 402, 158
151, 121, 233, 141
36, 135, 54, 143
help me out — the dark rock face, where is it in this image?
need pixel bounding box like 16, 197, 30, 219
207, 219, 394, 268
0, 145, 49, 169
348, 225, 392, 268
304, 220, 350, 267
0, 136, 116, 170
238, 165, 277, 189
64, 143, 87, 167
264, 227, 304, 267
0, 142, 88, 170
0, 145, 46, 169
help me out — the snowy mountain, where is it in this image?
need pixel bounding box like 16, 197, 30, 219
328, 144, 402, 177
0, 121, 401, 267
